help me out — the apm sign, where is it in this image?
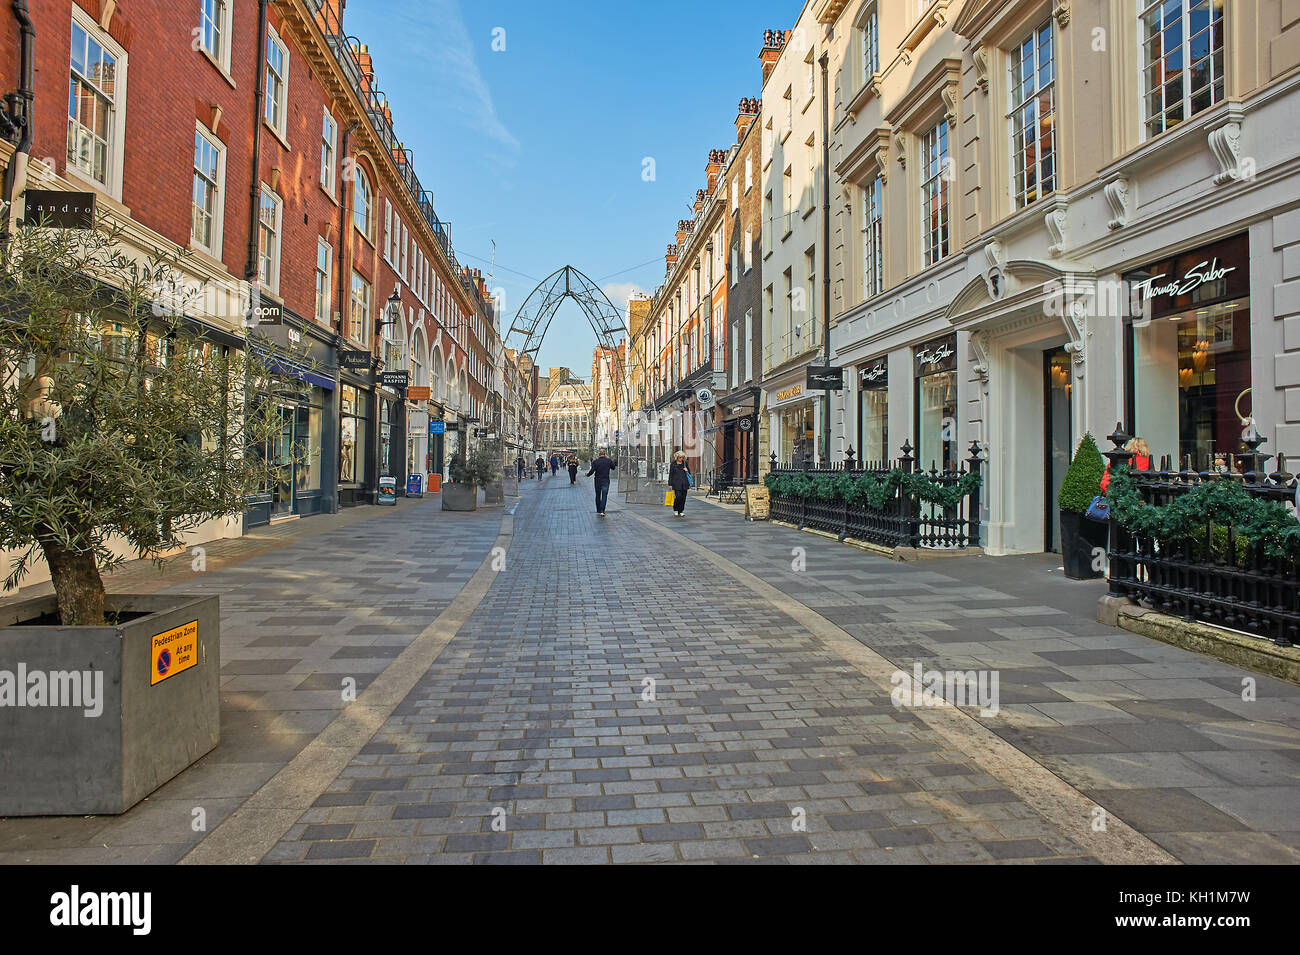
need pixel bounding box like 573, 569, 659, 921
245, 302, 283, 326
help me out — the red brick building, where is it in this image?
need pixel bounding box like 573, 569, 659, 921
0, 0, 496, 531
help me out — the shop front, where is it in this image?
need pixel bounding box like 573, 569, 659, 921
767, 376, 818, 467
338, 347, 375, 506
718, 386, 760, 483
244, 316, 337, 528
913, 333, 959, 473
1124, 232, 1252, 468
856, 357, 888, 467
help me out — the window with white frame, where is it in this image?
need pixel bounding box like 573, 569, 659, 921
264, 25, 289, 135
198, 0, 231, 72
353, 166, 373, 239
731, 245, 739, 286
321, 109, 337, 195
315, 238, 332, 324
745, 154, 753, 191
191, 126, 225, 255
921, 120, 950, 268
350, 271, 371, 345
1009, 19, 1055, 208
744, 227, 753, 272
67, 14, 124, 190
859, 6, 879, 86
862, 174, 882, 299
744, 308, 753, 382
731, 176, 738, 209
257, 186, 282, 292
1141, 0, 1225, 138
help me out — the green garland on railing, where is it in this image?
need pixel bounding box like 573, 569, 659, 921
764, 467, 981, 509
1106, 465, 1300, 560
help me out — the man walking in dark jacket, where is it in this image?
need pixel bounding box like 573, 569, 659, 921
586, 449, 614, 516
550, 453, 560, 476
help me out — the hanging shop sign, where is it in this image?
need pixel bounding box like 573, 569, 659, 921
914, 334, 957, 376
1125, 233, 1249, 318
407, 386, 431, 401
23, 189, 96, 229
379, 370, 409, 390
428, 419, 446, 435
339, 349, 371, 371
806, 365, 844, 391
246, 302, 283, 326
738, 415, 754, 432
859, 358, 888, 387
377, 476, 397, 505
696, 386, 717, 410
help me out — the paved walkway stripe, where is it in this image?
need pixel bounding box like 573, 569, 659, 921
625, 509, 1178, 866
179, 513, 515, 864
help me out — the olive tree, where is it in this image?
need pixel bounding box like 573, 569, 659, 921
0, 219, 313, 625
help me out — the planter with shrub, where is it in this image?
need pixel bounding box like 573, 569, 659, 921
443, 437, 501, 511
1057, 433, 1109, 579
0, 220, 313, 813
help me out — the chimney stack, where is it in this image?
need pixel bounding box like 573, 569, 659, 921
694, 188, 705, 217
665, 243, 678, 272
736, 97, 760, 143
760, 29, 788, 86
706, 149, 725, 191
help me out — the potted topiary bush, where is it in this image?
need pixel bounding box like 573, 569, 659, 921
0, 219, 313, 815
442, 437, 500, 511
1057, 432, 1109, 579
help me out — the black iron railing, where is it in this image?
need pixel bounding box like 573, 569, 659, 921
765, 442, 983, 550
1102, 425, 1300, 646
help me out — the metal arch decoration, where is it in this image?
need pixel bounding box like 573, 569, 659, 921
506, 265, 643, 413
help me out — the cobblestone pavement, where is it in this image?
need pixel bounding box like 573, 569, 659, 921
631, 492, 1300, 865
0, 492, 503, 863
269, 477, 1119, 864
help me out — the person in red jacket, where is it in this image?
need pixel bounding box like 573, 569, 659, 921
1101, 437, 1151, 493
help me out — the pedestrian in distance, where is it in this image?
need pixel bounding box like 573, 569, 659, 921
586, 448, 614, 516
515, 453, 525, 481
535, 455, 545, 480
550, 453, 560, 476
568, 454, 579, 485
668, 450, 691, 517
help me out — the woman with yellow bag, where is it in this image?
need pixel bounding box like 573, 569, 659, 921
668, 450, 691, 517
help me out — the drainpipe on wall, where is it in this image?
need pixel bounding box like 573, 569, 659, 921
245, 0, 269, 284
333, 121, 358, 513
819, 51, 832, 464
1, 0, 36, 249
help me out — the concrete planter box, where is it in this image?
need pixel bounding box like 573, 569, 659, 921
484, 480, 505, 505
503, 475, 519, 497
0, 592, 221, 816
441, 482, 478, 511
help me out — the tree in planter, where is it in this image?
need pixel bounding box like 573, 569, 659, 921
1057, 432, 1105, 513
0, 219, 314, 625
447, 436, 500, 486
1056, 432, 1107, 578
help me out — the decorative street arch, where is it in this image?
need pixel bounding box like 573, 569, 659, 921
506, 266, 645, 417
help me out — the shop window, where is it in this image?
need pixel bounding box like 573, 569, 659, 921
340, 384, 367, 484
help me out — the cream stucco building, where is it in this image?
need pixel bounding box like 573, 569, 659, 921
811, 0, 1300, 556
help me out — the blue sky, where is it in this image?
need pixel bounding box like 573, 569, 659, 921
346, 0, 800, 376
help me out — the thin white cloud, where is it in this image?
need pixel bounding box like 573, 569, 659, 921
391, 0, 520, 151
602, 282, 646, 312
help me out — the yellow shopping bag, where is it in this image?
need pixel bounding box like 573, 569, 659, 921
664, 490, 674, 507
